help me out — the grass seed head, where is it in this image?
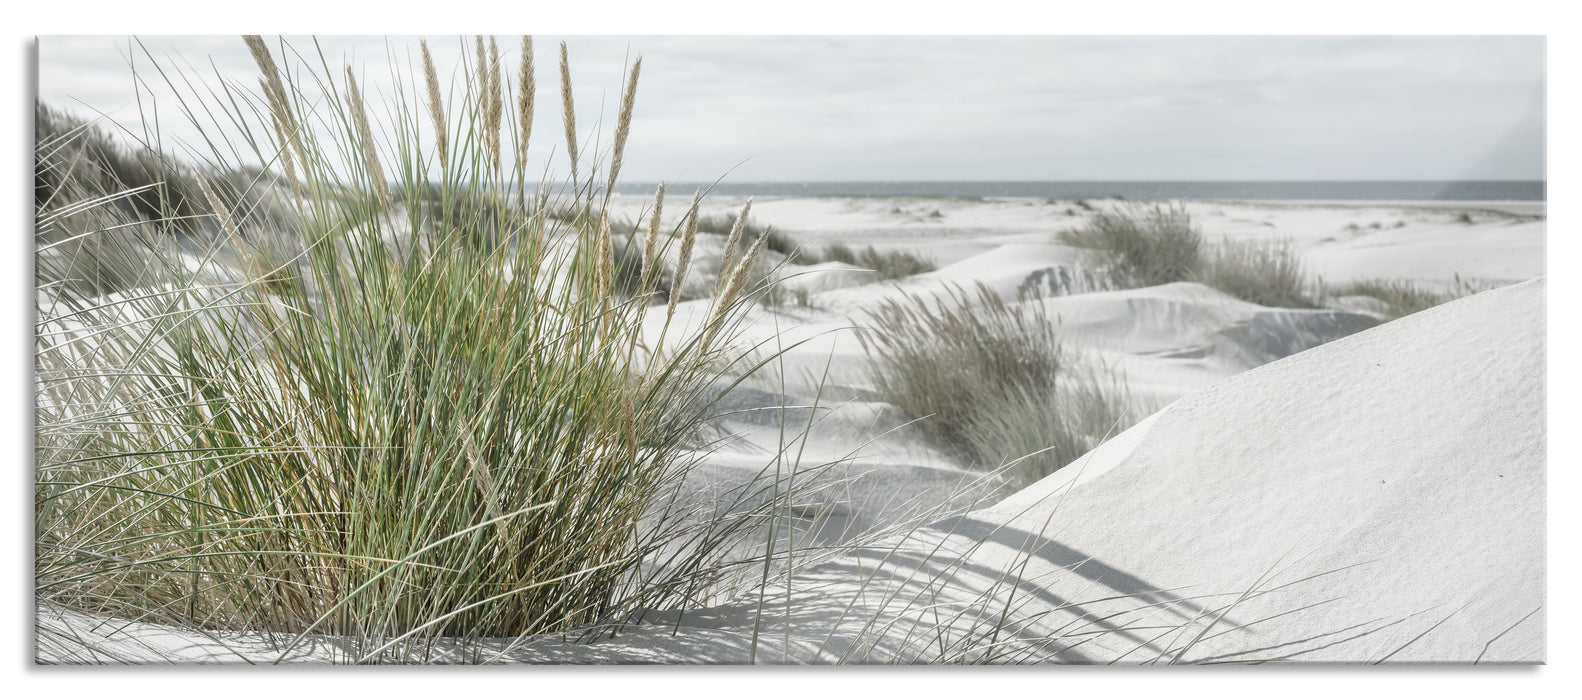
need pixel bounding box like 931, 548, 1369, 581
344, 67, 389, 210
487, 37, 503, 175
559, 42, 578, 193
642, 182, 665, 286
421, 39, 448, 172
716, 198, 752, 295
605, 56, 642, 198
516, 36, 535, 176
667, 190, 702, 321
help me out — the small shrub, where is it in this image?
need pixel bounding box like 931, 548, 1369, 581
821, 242, 935, 280
1058, 204, 1202, 288
858, 283, 1132, 485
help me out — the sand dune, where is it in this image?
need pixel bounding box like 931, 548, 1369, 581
508, 277, 1547, 664
35, 195, 1545, 664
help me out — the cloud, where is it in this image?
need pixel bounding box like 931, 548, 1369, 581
37, 35, 1545, 181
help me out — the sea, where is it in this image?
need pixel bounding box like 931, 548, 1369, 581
610, 180, 1544, 201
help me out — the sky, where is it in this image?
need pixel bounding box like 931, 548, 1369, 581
36, 34, 1546, 182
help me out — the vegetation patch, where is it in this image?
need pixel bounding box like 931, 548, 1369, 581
1059, 204, 1320, 308
821, 242, 936, 280
1331, 275, 1495, 320
858, 283, 1133, 486
35, 35, 793, 663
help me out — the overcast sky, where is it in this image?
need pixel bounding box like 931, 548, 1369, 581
36, 35, 1546, 182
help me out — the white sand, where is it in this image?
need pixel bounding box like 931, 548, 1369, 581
511, 277, 1549, 663
35, 196, 1546, 664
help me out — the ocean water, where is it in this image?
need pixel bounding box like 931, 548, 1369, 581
611, 180, 1545, 201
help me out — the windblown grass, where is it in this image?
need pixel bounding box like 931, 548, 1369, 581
1058, 204, 1201, 289
693, 209, 802, 261
35, 35, 796, 663
857, 284, 1133, 486
1060, 204, 1320, 308
1196, 236, 1318, 309
1330, 275, 1494, 320
821, 242, 936, 280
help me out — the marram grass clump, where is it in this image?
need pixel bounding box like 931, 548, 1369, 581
857, 283, 1134, 486
35, 35, 785, 663
821, 242, 936, 280
1059, 204, 1320, 308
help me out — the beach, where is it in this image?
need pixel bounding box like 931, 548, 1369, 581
37, 191, 1547, 664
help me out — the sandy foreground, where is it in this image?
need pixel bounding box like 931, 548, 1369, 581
35, 196, 1546, 664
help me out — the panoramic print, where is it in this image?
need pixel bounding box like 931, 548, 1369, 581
33, 34, 1545, 664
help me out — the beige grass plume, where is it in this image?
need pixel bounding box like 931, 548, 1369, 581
715, 198, 752, 296
642, 182, 665, 287
605, 56, 642, 198
344, 67, 390, 211
559, 42, 578, 196
457, 415, 506, 540
475, 36, 503, 176
596, 214, 614, 296
421, 40, 448, 172
666, 189, 703, 323
703, 229, 770, 350
516, 36, 536, 177
259, 77, 299, 196
243, 36, 304, 193
195, 176, 241, 244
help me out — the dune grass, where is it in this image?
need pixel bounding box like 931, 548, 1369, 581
34, 35, 802, 663
1059, 204, 1321, 308
1196, 236, 1318, 309
1058, 204, 1201, 289
821, 242, 936, 280
694, 210, 802, 261
1330, 275, 1494, 320
857, 284, 1133, 486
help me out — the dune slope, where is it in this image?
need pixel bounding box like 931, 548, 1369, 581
512, 277, 1545, 663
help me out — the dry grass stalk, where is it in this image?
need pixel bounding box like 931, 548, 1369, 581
596, 215, 614, 296
516, 36, 535, 176
344, 68, 389, 210
244, 36, 305, 190
259, 77, 300, 196
702, 230, 769, 349
666, 190, 703, 323
642, 182, 665, 286
195, 176, 241, 243
715, 198, 752, 296
605, 57, 642, 198
421, 40, 448, 172
559, 42, 578, 195
487, 37, 503, 176
456, 416, 507, 541
474, 36, 502, 176
243, 35, 288, 119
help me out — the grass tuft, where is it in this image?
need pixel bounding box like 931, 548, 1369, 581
1057, 204, 1201, 289
35, 35, 794, 663
1059, 204, 1320, 308
821, 242, 936, 280
1330, 275, 1494, 320
1196, 236, 1318, 309
857, 284, 1133, 486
